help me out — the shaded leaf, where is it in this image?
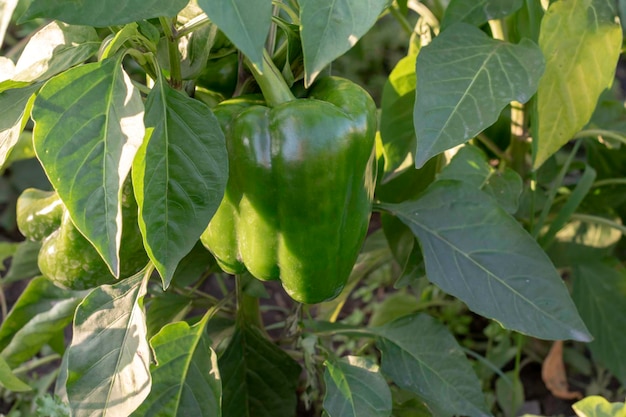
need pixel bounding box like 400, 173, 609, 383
219, 323, 301, 417
441, 0, 524, 29
66, 272, 151, 417
437, 145, 522, 214
572, 261, 626, 385
323, 356, 392, 417
414, 23, 544, 168
32, 56, 145, 276
375, 313, 491, 417
381, 181, 591, 341
0, 355, 31, 392
19, 0, 188, 26
9, 21, 99, 84
133, 77, 227, 287
533, 0, 622, 168
3, 240, 42, 283
0, 277, 87, 367
132, 314, 221, 416
0, 84, 38, 169
198, 0, 271, 70
299, 0, 389, 86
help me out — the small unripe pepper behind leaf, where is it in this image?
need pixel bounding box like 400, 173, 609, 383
17, 181, 148, 290
201, 64, 377, 303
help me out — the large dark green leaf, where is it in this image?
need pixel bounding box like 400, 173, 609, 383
32, 56, 145, 276
381, 181, 591, 341
132, 314, 221, 416
198, 0, 271, 70
133, 77, 227, 287
19, 0, 188, 26
219, 323, 301, 417
533, 0, 622, 168
414, 23, 544, 168
0, 277, 87, 367
66, 273, 151, 417
441, 0, 524, 29
323, 356, 392, 417
437, 145, 522, 214
375, 314, 491, 417
299, 0, 389, 86
573, 261, 626, 385
0, 84, 38, 169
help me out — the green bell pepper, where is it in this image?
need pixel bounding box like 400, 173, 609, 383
17, 182, 148, 290
201, 53, 376, 303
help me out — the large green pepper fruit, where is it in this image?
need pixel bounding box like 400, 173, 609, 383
201, 72, 377, 304
17, 182, 148, 290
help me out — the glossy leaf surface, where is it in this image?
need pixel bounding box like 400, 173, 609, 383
32, 56, 145, 276
0, 84, 38, 169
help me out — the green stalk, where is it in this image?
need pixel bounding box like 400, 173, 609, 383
159, 17, 182, 89
248, 49, 296, 107
236, 273, 264, 329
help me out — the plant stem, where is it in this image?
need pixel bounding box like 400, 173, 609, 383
476, 133, 511, 163
508, 101, 530, 177
389, 5, 414, 37
13, 354, 61, 375
248, 49, 296, 106
159, 17, 182, 89
236, 273, 264, 329
570, 213, 626, 236
176, 14, 211, 39
573, 129, 626, 146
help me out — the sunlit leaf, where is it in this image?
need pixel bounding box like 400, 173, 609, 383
0, 0, 18, 47
32, 56, 145, 276
299, 0, 389, 86
0, 84, 38, 169
198, 0, 271, 70
572, 395, 626, 417
133, 77, 227, 287
375, 313, 491, 417
66, 272, 151, 417
533, 0, 622, 168
19, 0, 188, 26
323, 356, 392, 417
0, 277, 87, 367
132, 314, 221, 416
381, 181, 591, 341
414, 23, 544, 168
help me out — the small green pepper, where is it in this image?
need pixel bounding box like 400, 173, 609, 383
17, 182, 148, 290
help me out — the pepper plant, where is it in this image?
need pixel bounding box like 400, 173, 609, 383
1, 0, 626, 416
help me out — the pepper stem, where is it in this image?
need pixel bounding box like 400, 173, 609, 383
248, 49, 296, 107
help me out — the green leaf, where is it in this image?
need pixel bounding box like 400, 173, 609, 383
0, 241, 18, 271
437, 145, 523, 214
3, 240, 42, 283
441, 0, 524, 30
19, 0, 188, 26
8, 21, 99, 85
414, 23, 544, 168
0, 0, 18, 47
133, 77, 227, 287
32, 56, 145, 276
0, 277, 87, 367
219, 323, 301, 417
299, 0, 389, 86
374, 313, 491, 417
132, 315, 221, 416
0, 355, 31, 392
323, 356, 392, 417
66, 272, 151, 417
380, 53, 417, 180
0, 84, 38, 169
197, 0, 271, 70
533, 0, 622, 168
572, 261, 626, 385
573, 396, 626, 417
381, 181, 591, 341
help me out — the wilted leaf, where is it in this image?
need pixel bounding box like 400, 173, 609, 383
541, 341, 583, 400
